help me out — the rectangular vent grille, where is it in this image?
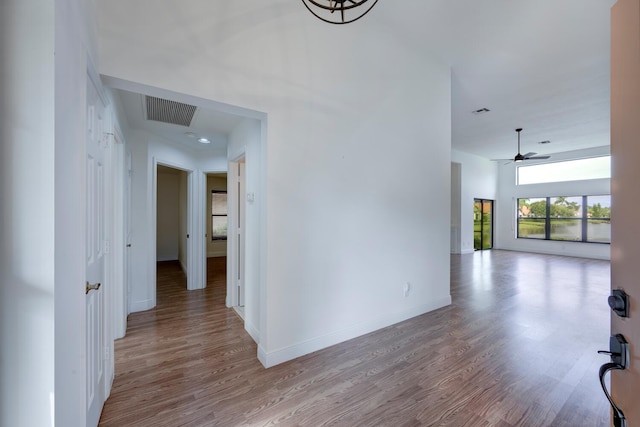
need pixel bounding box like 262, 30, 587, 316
145, 96, 197, 127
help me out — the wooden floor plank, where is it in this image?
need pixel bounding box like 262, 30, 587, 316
99, 251, 611, 426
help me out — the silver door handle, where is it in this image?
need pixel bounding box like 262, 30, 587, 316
86, 282, 101, 294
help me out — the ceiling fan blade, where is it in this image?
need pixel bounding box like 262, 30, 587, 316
522, 152, 537, 158
525, 155, 550, 160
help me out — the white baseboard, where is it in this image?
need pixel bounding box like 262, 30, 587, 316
179, 259, 186, 274
129, 299, 153, 313
207, 251, 227, 258
245, 321, 260, 344
258, 296, 451, 368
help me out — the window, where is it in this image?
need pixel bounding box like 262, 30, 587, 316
517, 156, 610, 185
211, 190, 227, 240
517, 195, 610, 243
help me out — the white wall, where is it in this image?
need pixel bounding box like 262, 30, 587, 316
451, 150, 499, 254
0, 3, 56, 425
156, 170, 181, 261
1, 0, 101, 425
99, 0, 453, 367
495, 146, 611, 260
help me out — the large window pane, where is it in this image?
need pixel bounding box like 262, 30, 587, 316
519, 198, 546, 217
587, 219, 611, 243
518, 218, 546, 239
211, 192, 227, 215
211, 190, 228, 240
211, 216, 228, 240
518, 156, 610, 185
550, 196, 582, 218
587, 195, 611, 243
587, 195, 611, 219
518, 198, 546, 239
550, 219, 582, 241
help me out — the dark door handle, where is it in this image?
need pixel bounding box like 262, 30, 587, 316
598, 334, 629, 427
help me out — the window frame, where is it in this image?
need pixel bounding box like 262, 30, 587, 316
211, 190, 228, 241
517, 195, 610, 244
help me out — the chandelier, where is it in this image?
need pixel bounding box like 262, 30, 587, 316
301, 0, 380, 24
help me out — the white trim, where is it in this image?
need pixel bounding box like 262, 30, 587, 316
110, 128, 127, 340
245, 321, 260, 344
129, 299, 154, 313
226, 156, 244, 309
258, 296, 452, 368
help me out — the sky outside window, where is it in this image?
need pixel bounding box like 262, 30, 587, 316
517, 156, 610, 185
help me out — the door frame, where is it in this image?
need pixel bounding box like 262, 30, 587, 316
151, 159, 205, 307
473, 198, 494, 250
227, 152, 246, 310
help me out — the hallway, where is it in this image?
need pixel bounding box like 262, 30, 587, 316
100, 251, 610, 426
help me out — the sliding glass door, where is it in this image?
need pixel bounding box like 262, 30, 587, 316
474, 199, 493, 250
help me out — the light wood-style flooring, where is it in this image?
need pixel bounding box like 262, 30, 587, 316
99, 250, 611, 426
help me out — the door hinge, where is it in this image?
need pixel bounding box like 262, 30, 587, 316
104, 346, 110, 361
104, 239, 110, 254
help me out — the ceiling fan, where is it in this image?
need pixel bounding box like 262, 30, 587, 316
492, 128, 551, 164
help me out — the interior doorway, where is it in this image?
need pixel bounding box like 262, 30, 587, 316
474, 199, 493, 250
156, 165, 189, 282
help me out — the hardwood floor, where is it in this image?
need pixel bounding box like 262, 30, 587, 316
99, 251, 611, 426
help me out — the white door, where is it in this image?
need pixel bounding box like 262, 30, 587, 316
238, 161, 246, 307
611, 0, 640, 423
125, 151, 133, 315
86, 77, 107, 426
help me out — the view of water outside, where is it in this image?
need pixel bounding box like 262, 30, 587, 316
517, 195, 611, 243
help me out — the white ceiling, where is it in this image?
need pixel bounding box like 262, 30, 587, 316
115, 88, 244, 151
114, 0, 615, 160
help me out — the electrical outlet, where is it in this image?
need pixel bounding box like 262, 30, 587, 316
403, 282, 411, 297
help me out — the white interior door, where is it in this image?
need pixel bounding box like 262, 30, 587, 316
238, 160, 246, 307
125, 151, 132, 315
86, 76, 107, 426
611, 0, 640, 423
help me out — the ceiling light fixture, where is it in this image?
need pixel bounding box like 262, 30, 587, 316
197, 137, 210, 144
301, 0, 379, 24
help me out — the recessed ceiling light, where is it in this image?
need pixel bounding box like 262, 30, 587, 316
198, 137, 210, 144
184, 131, 197, 138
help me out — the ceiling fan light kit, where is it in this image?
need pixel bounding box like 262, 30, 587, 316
301, 0, 379, 24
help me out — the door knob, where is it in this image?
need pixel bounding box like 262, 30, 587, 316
608, 289, 629, 318
85, 281, 101, 294
598, 334, 629, 427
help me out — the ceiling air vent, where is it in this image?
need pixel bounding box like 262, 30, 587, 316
145, 96, 197, 127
